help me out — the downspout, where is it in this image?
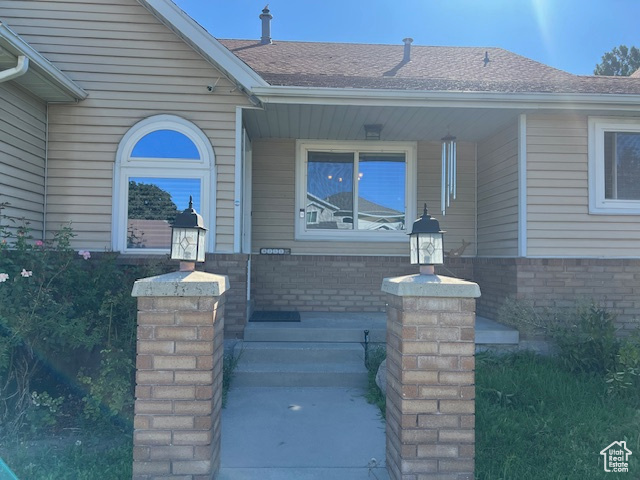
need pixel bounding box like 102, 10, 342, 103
518, 114, 527, 257
43, 103, 49, 240
0, 55, 29, 82
234, 106, 243, 253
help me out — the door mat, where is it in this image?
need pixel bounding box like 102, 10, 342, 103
249, 311, 301, 322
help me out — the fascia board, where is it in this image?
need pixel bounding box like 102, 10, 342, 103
0, 22, 87, 101
140, 0, 269, 92
252, 85, 640, 111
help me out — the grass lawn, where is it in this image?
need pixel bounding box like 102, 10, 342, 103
476, 352, 640, 480
0, 432, 132, 479
1, 351, 638, 479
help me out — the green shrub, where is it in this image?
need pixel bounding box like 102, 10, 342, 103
78, 349, 135, 421
499, 297, 640, 398
0, 202, 169, 436
364, 345, 386, 417
606, 334, 640, 398
553, 304, 619, 375
24, 391, 65, 433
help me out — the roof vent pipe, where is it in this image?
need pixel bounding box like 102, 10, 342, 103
260, 5, 273, 45
403, 38, 413, 62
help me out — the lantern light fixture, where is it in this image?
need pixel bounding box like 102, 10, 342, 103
170, 196, 207, 271
364, 124, 382, 140
408, 204, 445, 275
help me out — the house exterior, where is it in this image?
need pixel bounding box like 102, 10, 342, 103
2, 0, 640, 338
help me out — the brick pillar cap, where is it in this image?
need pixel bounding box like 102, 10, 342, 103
382, 274, 480, 298
131, 270, 229, 297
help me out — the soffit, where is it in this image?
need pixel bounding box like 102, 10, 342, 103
243, 103, 522, 142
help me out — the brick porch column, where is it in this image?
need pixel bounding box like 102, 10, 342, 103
382, 274, 481, 480
131, 271, 228, 480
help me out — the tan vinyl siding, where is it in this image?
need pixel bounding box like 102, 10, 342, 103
251, 139, 476, 256
527, 114, 640, 257
416, 141, 476, 257
0, 0, 249, 252
0, 82, 46, 236
477, 122, 519, 257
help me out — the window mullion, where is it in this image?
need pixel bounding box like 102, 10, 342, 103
353, 151, 359, 231
612, 132, 618, 200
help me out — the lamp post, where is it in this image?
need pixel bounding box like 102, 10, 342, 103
408, 204, 445, 275
170, 196, 207, 272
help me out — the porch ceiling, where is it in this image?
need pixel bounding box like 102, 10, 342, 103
242, 104, 522, 142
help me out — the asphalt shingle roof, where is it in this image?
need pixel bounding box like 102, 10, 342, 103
219, 40, 640, 95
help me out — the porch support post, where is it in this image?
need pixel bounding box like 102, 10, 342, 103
131, 271, 228, 480
382, 274, 480, 480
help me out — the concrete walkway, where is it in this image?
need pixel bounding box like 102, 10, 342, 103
218, 386, 389, 480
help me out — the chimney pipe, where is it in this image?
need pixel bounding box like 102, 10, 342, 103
403, 38, 413, 62
260, 5, 272, 45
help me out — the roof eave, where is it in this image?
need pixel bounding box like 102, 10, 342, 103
251, 85, 640, 111
139, 0, 269, 95
0, 22, 87, 102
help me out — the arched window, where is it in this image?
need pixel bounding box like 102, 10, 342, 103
112, 115, 215, 253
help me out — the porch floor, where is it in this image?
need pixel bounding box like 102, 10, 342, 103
243, 311, 519, 346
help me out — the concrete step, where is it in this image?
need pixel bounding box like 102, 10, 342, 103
232, 362, 368, 388
236, 342, 365, 364
244, 312, 386, 343
476, 316, 519, 345
217, 467, 390, 480
244, 324, 383, 343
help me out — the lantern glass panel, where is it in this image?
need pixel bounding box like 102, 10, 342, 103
197, 230, 206, 262
171, 227, 200, 261
410, 235, 419, 264
412, 232, 443, 265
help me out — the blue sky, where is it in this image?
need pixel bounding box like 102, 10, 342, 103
173, 0, 639, 75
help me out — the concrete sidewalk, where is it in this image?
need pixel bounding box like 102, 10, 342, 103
218, 386, 389, 480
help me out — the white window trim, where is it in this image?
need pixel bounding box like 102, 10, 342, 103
295, 140, 417, 242
112, 115, 216, 253
589, 117, 640, 214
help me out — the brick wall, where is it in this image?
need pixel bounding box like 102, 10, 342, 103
251, 255, 473, 314
203, 254, 249, 339
514, 258, 640, 334
472, 258, 518, 321
474, 258, 640, 334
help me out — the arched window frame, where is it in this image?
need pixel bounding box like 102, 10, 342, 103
112, 115, 216, 253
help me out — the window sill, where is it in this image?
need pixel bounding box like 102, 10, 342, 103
295, 231, 409, 243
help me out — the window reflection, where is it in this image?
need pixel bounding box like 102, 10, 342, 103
605, 132, 640, 200
131, 130, 200, 159
305, 151, 405, 231
127, 177, 201, 248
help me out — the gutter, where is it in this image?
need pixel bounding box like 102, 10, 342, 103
0, 22, 86, 101
0, 55, 28, 82
251, 85, 640, 111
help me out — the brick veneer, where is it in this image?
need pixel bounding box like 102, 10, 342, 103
250, 255, 473, 313
203, 254, 249, 339
131, 272, 227, 480
473, 258, 518, 321
474, 258, 640, 334
383, 275, 480, 480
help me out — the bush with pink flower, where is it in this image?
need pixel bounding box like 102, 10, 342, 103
0, 202, 170, 436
